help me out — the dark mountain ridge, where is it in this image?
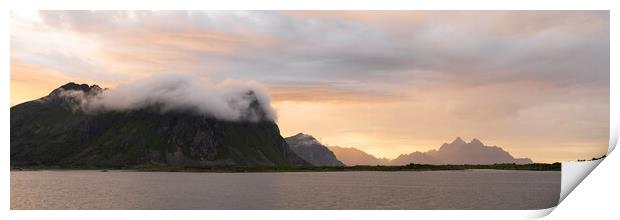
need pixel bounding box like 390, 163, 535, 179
11, 82, 308, 168
284, 133, 344, 166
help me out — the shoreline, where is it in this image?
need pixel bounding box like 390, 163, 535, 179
10, 163, 561, 172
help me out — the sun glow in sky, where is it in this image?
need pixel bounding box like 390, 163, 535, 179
10, 11, 610, 162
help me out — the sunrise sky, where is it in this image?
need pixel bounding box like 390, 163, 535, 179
10, 11, 610, 162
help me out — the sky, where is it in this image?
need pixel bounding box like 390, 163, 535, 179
10, 11, 610, 162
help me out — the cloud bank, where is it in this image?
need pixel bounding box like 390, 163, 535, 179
54, 75, 276, 122
11, 11, 610, 161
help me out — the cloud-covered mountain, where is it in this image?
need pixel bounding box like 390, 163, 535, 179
285, 133, 344, 166
50, 75, 277, 122
327, 146, 391, 166
10, 82, 307, 168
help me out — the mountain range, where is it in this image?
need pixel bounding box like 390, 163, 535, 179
11, 82, 534, 168
296, 135, 532, 166
389, 137, 533, 165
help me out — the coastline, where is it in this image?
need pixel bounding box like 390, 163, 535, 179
10, 163, 561, 173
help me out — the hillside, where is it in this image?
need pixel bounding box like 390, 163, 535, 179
285, 133, 344, 166
10, 83, 308, 168
328, 146, 391, 166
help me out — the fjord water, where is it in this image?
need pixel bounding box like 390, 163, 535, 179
11, 170, 560, 210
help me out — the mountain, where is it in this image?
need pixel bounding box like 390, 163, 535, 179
328, 137, 533, 166
390, 151, 441, 165
328, 146, 391, 166
390, 137, 533, 165
285, 133, 344, 166
10, 82, 308, 168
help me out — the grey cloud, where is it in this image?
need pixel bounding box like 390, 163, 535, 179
17, 11, 609, 108
32, 11, 609, 87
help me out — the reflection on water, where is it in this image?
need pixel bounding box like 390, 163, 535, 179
11, 170, 560, 210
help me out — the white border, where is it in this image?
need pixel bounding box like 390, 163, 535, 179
2, 1, 618, 220
1, 0, 616, 10
610, 8, 618, 154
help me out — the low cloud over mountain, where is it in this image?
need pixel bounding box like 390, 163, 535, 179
11, 82, 305, 167
49, 75, 276, 122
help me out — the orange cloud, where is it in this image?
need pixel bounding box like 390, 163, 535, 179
268, 83, 407, 103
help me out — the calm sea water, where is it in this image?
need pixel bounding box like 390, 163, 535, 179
11, 170, 560, 210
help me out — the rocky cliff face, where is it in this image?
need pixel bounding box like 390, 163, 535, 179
285, 133, 344, 166
10, 83, 308, 168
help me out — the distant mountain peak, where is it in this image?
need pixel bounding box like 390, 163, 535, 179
292, 132, 308, 137
451, 136, 466, 145
289, 133, 318, 142
285, 133, 343, 166
470, 138, 483, 146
